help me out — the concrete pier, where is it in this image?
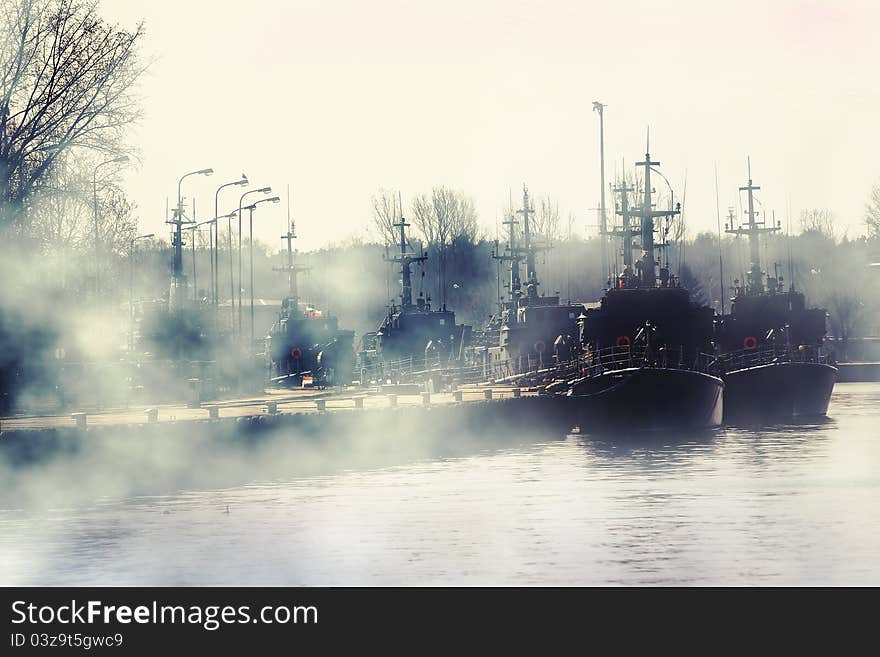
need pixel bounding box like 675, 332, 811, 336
0, 386, 572, 467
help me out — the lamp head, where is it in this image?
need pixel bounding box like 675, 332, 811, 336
237, 175, 249, 186
198, 168, 214, 176
258, 186, 272, 194
114, 155, 130, 163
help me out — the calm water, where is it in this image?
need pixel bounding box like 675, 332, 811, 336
2, 382, 879, 586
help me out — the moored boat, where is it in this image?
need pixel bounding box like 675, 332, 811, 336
717, 162, 836, 421
551, 135, 723, 430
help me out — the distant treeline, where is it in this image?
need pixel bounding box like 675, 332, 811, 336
27, 225, 875, 340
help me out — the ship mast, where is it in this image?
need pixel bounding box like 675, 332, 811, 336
609, 178, 636, 283
385, 196, 427, 309
273, 191, 310, 313
725, 158, 778, 295
632, 130, 680, 287
492, 208, 523, 322
517, 185, 545, 300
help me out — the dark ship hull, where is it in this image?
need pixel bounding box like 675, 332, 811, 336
567, 367, 723, 431
723, 361, 836, 422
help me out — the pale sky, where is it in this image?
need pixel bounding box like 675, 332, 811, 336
103, 0, 880, 251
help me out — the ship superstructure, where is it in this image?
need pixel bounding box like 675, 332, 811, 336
716, 162, 836, 419
267, 215, 354, 386
483, 185, 585, 379
369, 202, 470, 370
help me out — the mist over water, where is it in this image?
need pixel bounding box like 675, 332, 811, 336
1, 383, 878, 586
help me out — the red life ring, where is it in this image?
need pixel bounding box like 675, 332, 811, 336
290, 347, 303, 359
743, 336, 758, 350
615, 335, 631, 348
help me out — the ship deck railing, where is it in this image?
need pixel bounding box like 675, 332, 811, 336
476, 345, 718, 386
359, 355, 483, 386
563, 345, 718, 381
715, 344, 834, 373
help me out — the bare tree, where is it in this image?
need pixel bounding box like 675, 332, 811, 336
450, 193, 478, 242
28, 151, 130, 251
799, 208, 836, 240
0, 0, 145, 226
533, 196, 560, 245
95, 183, 135, 257
26, 154, 88, 250
411, 186, 478, 306
370, 188, 400, 246
411, 191, 440, 249
865, 181, 880, 240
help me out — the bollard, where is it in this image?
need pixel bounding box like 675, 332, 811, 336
71, 412, 87, 429
145, 408, 158, 423
453, 391, 463, 402
207, 405, 219, 419
483, 389, 493, 401
266, 401, 278, 414
316, 399, 326, 411
354, 397, 364, 409
387, 394, 397, 408
512, 388, 521, 398
421, 392, 431, 405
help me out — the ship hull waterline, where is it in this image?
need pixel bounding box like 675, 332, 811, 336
565, 367, 724, 432
722, 361, 837, 423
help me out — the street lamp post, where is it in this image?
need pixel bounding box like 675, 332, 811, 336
172, 168, 213, 296
129, 233, 154, 353
214, 175, 249, 308
236, 186, 272, 345
246, 196, 281, 351
592, 101, 608, 283
93, 155, 129, 299
191, 221, 199, 302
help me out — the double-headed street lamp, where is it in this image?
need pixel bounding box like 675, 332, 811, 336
235, 186, 272, 341
173, 168, 213, 288
129, 233, 154, 352
246, 196, 281, 350
93, 155, 129, 298
214, 175, 249, 306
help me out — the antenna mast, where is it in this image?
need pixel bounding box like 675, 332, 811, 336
608, 178, 636, 285
632, 129, 680, 287
273, 185, 310, 311
385, 192, 427, 309
726, 158, 779, 295
714, 164, 725, 315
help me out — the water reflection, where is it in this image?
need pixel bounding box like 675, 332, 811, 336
0, 383, 878, 585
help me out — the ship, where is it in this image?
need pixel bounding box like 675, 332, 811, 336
482, 185, 585, 380
360, 203, 470, 380
551, 136, 724, 431
267, 218, 355, 387
715, 162, 836, 421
